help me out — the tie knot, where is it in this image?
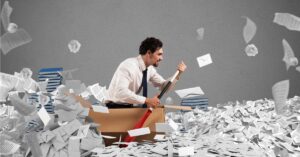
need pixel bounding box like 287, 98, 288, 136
143, 69, 147, 73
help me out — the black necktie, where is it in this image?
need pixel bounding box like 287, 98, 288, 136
142, 69, 147, 108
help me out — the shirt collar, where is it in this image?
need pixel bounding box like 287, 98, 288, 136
137, 55, 147, 71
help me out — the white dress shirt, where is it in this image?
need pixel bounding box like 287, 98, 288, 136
106, 55, 177, 105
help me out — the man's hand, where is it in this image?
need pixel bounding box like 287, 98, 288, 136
176, 61, 187, 80
145, 96, 160, 108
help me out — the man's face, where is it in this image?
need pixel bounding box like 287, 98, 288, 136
148, 48, 163, 67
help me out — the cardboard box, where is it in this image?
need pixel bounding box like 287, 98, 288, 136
88, 107, 165, 146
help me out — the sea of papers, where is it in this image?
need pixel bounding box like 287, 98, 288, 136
91, 96, 300, 157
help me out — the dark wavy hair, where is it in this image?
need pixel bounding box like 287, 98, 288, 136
139, 37, 163, 55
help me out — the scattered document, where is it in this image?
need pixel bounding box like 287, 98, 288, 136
175, 86, 204, 98
245, 44, 258, 57
242, 16, 257, 44
282, 39, 298, 70
38, 106, 51, 126
68, 40, 81, 53
273, 12, 300, 31
92, 105, 109, 113
128, 127, 150, 137
197, 53, 213, 68
272, 80, 289, 115
196, 27, 204, 40
178, 146, 194, 156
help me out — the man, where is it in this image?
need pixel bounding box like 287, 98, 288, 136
105, 37, 186, 108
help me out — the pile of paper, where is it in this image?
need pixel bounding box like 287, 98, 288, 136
91, 96, 300, 157
0, 69, 107, 156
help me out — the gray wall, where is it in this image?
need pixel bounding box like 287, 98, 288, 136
1, 0, 300, 106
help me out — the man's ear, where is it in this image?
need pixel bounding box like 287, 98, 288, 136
146, 50, 151, 55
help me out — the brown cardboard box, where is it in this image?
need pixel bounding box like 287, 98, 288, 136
88, 107, 165, 146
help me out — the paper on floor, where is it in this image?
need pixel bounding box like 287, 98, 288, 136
272, 80, 289, 115
178, 146, 194, 156
37, 106, 51, 126
128, 127, 150, 137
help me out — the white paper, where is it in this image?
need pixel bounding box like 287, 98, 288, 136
242, 16, 257, 44
38, 106, 51, 126
282, 39, 298, 70
0, 140, 20, 155
1, 1, 12, 31
272, 80, 289, 115
296, 66, 300, 72
68, 40, 81, 53
88, 83, 107, 102
128, 127, 150, 137
168, 119, 178, 131
178, 146, 194, 156
156, 123, 174, 132
197, 53, 213, 68
245, 44, 258, 57
196, 27, 204, 40
102, 135, 117, 139
154, 134, 165, 140
0, 28, 32, 55
68, 138, 80, 157
92, 105, 109, 113
71, 124, 90, 139
273, 12, 300, 31
175, 86, 204, 98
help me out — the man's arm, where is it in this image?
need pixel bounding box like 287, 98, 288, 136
150, 61, 186, 92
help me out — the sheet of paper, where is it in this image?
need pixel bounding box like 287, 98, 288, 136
245, 44, 258, 57
178, 146, 194, 156
175, 86, 204, 98
88, 83, 107, 102
9, 94, 35, 116
58, 68, 78, 80
40, 143, 51, 157
1, 28, 32, 55
102, 135, 117, 139
273, 12, 300, 31
272, 80, 289, 115
128, 127, 150, 137
0, 140, 20, 155
1, 1, 12, 31
68, 138, 80, 157
156, 123, 174, 132
197, 53, 213, 68
154, 134, 165, 140
56, 109, 76, 122
41, 130, 56, 143
168, 139, 173, 157
24, 132, 43, 157
68, 40, 81, 53
296, 66, 300, 72
38, 106, 51, 126
196, 27, 204, 40
168, 119, 178, 131
71, 124, 90, 139
282, 39, 298, 70
92, 105, 109, 113
242, 16, 257, 44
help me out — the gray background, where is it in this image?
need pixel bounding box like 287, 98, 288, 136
1, 0, 300, 106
